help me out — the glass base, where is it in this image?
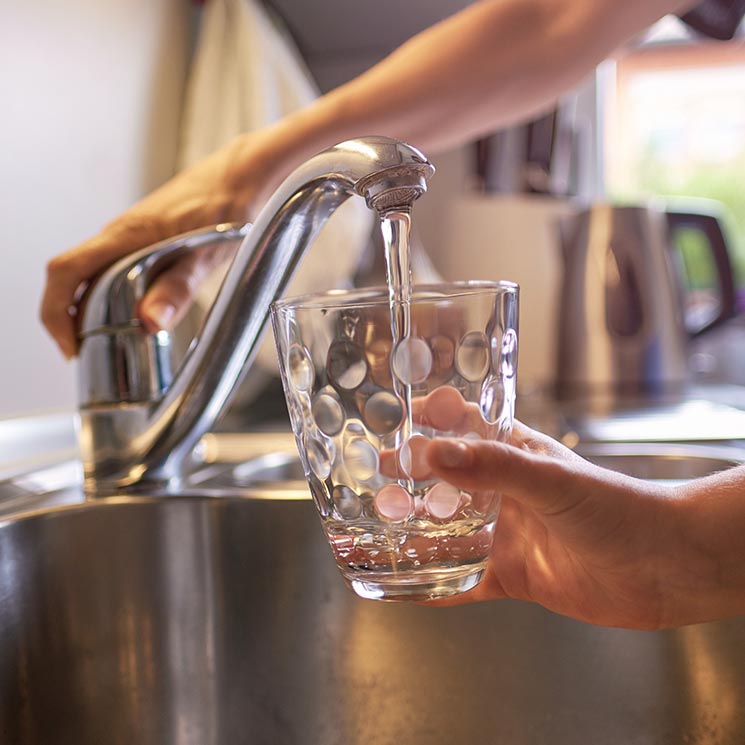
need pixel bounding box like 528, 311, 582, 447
342, 564, 486, 602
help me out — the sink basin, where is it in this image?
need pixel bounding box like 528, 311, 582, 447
2, 493, 745, 745
575, 441, 744, 483
2, 419, 745, 743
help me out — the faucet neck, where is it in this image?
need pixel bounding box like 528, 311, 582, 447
78, 137, 434, 495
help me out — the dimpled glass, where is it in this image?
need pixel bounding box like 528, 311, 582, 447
271, 281, 519, 601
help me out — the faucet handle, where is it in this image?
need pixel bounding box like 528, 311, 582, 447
79, 222, 250, 335
78, 222, 250, 407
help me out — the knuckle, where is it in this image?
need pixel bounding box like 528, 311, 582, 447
110, 213, 166, 246
45, 252, 75, 279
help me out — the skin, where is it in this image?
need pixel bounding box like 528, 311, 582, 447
40, 0, 697, 358
414, 389, 745, 630
370, 386, 745, 629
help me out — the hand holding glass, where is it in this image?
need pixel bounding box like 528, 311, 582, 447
271, 281, 519, 601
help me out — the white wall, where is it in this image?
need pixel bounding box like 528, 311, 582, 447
0, 0, 189, 418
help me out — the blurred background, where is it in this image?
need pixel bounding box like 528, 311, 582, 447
1, 0, 743, 418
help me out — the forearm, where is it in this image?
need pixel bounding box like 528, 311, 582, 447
246, 0, 697, 178
669, 466, 745, 624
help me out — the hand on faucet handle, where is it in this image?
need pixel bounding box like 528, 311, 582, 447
40, 134, 266, 358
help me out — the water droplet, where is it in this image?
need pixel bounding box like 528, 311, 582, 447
363, 390, 404, 435
456, 332, 490, 382
332, 485, 363, 519
343, 439, 379, 482
398, 435, 432, 480
306, 436, 332, 480
501, 328, 518, 379
374, 484, 413, 521
327, 340, 368, 391
425, 482, 462, 520
287, 344, 314, 391
311, 391, 345, 436
392, 336, 433, 384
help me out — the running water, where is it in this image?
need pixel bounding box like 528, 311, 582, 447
321, 208, 500, 599
380, 209, 414, 488
374, 209, 415, 577
380, 209, 413, 338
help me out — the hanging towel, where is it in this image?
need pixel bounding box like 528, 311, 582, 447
178, 0, 373, 386
179, 0, 325, 163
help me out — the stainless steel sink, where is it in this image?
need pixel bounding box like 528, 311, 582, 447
191, 433, 745, 492
575, 441, 744, 483
2, 417, 745, 744
3, 492, 745, 745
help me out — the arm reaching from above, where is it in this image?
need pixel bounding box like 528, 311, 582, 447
41, 0, 697, 358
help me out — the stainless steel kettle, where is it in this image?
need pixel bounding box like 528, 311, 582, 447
555, 203, 736, 399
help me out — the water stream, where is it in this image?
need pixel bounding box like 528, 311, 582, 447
380, 209, 415, 494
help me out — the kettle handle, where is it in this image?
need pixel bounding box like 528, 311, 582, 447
665, 210, 737, 336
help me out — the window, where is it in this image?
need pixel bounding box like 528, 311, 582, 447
605, 21, 745, 290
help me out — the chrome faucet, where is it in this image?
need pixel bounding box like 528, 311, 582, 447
77, 137, 435, 495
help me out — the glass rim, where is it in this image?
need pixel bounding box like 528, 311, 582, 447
271, 280, 519, 313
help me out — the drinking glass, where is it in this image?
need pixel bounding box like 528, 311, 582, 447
271, 281, 519, 601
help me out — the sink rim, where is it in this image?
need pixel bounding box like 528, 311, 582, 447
574, 440, 745, 462
0, 490, 315, 531
2, 431, 744, 526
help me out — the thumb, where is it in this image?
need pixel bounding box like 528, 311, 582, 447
426, 438, 597, 520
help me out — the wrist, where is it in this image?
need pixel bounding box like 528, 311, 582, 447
223, 107, 342, 208
222, 131, 286, 201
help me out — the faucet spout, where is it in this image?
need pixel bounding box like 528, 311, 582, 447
78, 136, 434, 494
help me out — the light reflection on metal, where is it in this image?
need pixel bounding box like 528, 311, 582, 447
676, 624, 741, 742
